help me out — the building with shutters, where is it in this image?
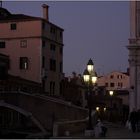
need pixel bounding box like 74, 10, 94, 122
0, 4, 64, 97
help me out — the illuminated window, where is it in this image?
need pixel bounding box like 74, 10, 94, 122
19, 57, 28, 70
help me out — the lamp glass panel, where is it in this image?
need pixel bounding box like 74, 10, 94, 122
92, 76, 97, 84
109, 90, 114, 96
83, 75, 90, 82
104, 107, 106, 112
96, 107, 99, 111
87, 65, 93, 73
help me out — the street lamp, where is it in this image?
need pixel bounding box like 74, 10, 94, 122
96, 107, 100, 112
104, 107, 106, 112
83, 58, 97, 130
109, 90, 114, 122
109, 90, 114, 97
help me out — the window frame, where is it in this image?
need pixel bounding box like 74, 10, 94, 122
50, 44, 56, 51
0, 41, 5, 48
19, 57, 29, 70
10, 23, 17, 30
110, 82, 115, 87
50, 59, 56, 71
20, 40, 27, 48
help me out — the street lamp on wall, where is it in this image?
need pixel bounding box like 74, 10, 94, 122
109, 90, 114, 96
109, 90, 114, 122
83, 58, 97, 130
96, 106, 100, 112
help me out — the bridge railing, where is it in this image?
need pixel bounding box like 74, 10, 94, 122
52, 110, 98, 137
0, 75, 43, 94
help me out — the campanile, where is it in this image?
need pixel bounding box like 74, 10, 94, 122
128, 1, 140, 112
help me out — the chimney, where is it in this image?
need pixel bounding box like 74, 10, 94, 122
42, 4, 49, 21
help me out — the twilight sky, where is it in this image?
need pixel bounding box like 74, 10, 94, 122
3, 1, 130, 76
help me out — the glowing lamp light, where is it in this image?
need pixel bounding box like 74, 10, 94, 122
83, 69, 90, 83
104, 107, 106, 112
91, 71, 97, 84
109, 90, 114, 96
87, 59, 94, 73
96, 107, 99, 111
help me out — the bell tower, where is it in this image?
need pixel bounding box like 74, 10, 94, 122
127, 1, 140, 112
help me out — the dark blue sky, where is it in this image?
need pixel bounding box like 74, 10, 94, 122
3, 1, 130, 76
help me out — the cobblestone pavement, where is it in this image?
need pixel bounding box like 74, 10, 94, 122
104, 121, 140, 139
51, 121, 140, 139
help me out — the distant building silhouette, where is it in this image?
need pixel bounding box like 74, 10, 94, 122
97, 70, 130, 106
60, 72, 87, 107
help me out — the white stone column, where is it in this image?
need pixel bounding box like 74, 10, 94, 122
127, 44, 140, 112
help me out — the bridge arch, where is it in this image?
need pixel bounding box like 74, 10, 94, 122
0, 100, 47, 134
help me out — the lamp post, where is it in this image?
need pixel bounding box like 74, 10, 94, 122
83, 58, 97, 130
109, 90, 114, 122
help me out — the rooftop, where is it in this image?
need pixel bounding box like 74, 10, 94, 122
0, 7, 63, 30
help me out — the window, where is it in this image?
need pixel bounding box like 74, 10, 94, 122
117, 75, 123, 79
50, 59, 56, 71
42, 22, 45, 30
20, 40, 27, 48
110, 83, 114, 87
10, 23, 16, 30
0, 66, 8, 80
60, 31, 62, 38
42, 40, 46, 47
105, 83, 108, 87
60, 47, 62, 54
110, 75, 114, 79
50, 81, 55, 95
42, 79, 45, 91
60, 62, 62, 73
19, 57, 28, 70
42, 56, 45, 68
50, 26, 56, 34
50, 44, 56, 51
0, 42, 5, 48
118, 83, 120, 87
59, 82, 63, 96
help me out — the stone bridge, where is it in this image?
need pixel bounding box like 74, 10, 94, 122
0, 91, 88, 136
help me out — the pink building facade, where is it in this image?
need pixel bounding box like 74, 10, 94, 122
97, 71, 130, 91
97, 71, 130, 106
0, 5, 64, 96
